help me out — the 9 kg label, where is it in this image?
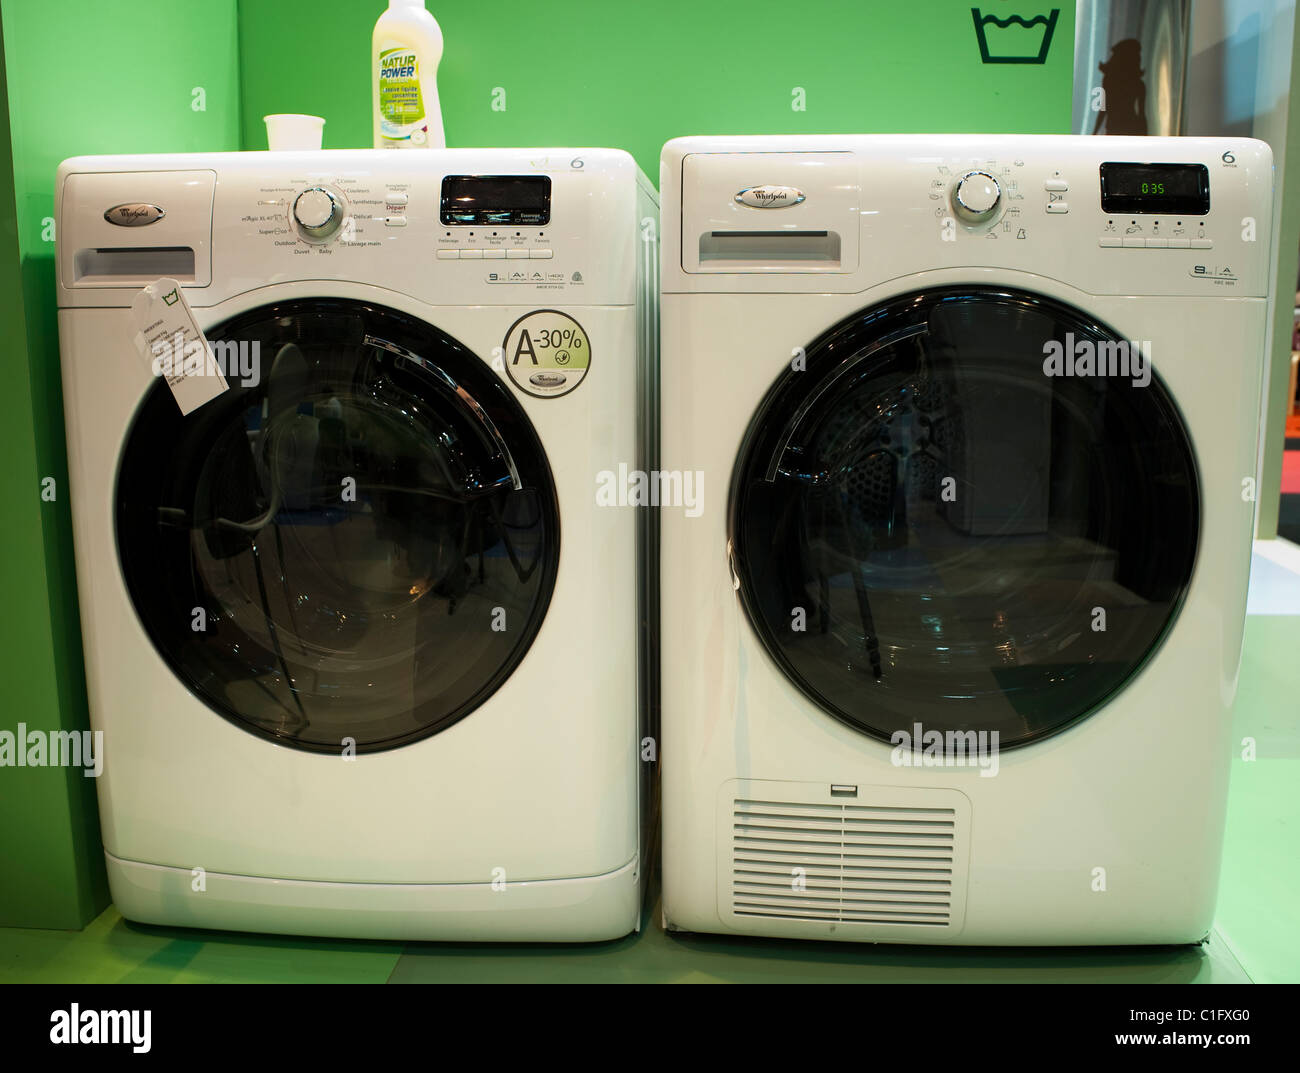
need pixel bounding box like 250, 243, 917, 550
502, 309, 591, 398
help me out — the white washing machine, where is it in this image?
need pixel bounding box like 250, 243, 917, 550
659, 135, 1272, 946
56, 148, 658, 941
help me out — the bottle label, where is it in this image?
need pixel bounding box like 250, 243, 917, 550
378, 47, 428, 145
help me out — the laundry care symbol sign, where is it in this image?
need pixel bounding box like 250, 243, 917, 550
971, 6, 1060, 64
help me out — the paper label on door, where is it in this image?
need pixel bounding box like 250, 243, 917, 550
501, 309, 591, 398
130, 278, 228, 415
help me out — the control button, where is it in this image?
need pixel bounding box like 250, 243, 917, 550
1146, 237, 1169, 248
483, 249, 505, 259
436, 249, 458, 259
1192, 238, 1213, 248
506, 249, 530, 259
951, 170, 1002, 223
1122, 236, 1144, 247
386, 193, 409, 207
1168, 238, 1190, 248
1046, 202, 1069, 214
529, 249, 553, 259
293, 186, 343, 239
1044, 179, 1069, 191
384, 216, 407, 228
1099, 236, 1122, 247
460, 248, 483, 259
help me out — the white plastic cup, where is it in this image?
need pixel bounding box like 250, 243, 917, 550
263, 114, 325, 151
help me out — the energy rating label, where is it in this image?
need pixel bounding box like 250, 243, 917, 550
502, 309, 591, 398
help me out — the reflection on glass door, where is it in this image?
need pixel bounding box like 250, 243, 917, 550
731, 288, 1199, 748
118, 299, 560, 753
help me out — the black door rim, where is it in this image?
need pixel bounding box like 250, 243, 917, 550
115, 297, 561, 754
726, 285, 1201, 752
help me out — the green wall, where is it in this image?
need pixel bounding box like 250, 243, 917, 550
239, 0, 1075, 169
0, 0, 241, 929
0, 0, 1071, 930
0, 19, 106, 932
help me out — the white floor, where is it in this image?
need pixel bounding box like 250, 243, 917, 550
1247, 537, 1300, 615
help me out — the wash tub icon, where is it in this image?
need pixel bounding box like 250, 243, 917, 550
971, 7, 1060, 64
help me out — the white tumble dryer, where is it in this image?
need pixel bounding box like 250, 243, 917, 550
659, 135, 1273, 945
56, 148, 658, 941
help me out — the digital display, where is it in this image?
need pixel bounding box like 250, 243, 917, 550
1099, 162, 1210, 215
440, 175, 551, 226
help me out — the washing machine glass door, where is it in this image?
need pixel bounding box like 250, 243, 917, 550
730, 287, 1199, 749
118, 298, 560, 753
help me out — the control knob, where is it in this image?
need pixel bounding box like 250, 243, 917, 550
293, 187, 344, 240
951, 171, 1002, 224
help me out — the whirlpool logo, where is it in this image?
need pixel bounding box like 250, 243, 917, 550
734, 185, 805, 208
103, 203, 165, 226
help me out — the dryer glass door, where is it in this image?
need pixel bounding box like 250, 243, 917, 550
117, 298, 560, 753
730, 287, 1199, 749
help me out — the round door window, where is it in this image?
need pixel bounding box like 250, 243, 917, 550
730, 287, 1199, 749
118, 298, 560, 753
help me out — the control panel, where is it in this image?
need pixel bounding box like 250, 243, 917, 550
665, 135, 1273, 298
910, 144, 1265, 293
244, 175, 416, 247
56, 149, 643, 308
934, 158, 1215, 247
231, 161, 589, 297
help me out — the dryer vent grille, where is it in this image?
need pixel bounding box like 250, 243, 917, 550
730, 798, 959, 927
